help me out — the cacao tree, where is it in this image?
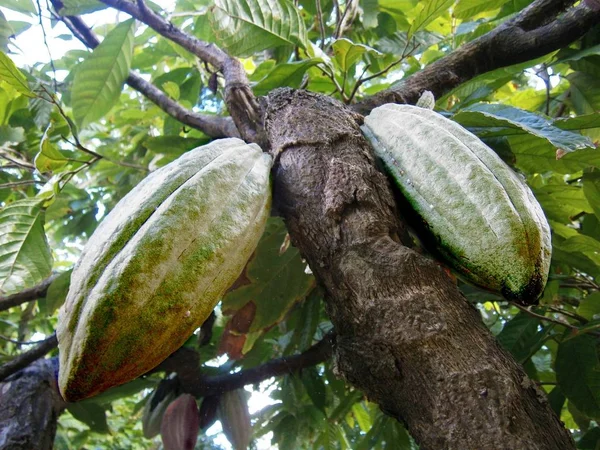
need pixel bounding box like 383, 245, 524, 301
1, 0, 600, 449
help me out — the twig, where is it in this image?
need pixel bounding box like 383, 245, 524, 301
547, 306, 589, 324
0, 335, 53, 345
0, 334, 58, 382
0, 275, 58, 313
0, 153, 36, 171
512, 303, 600, 337
48, 2, 238, 139
98, 0, 261, 143
347, 37, 419, 104
316, 0, 326, 49
320, 67, 347, 102
39, 86, 148, 172
0, 180, 42, 189
156, 331, 335, 397
35, 0, 58, 92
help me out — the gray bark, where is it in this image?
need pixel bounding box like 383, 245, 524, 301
264, 88, 575, 450
0, 359, 64, 450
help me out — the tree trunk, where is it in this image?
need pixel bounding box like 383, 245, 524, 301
263, 88, 574, 450
0, 359, 64, 450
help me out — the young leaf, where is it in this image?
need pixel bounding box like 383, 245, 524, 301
71, 19, 134, 129
210, 0, 308, 57
0, 50, 34, 97
0, 197, 53, 295
253, 59, 322, 96
408, 0, 454, 40
453, 0, 510, 21
332, 39, 382, 73
34, 125, 70, 173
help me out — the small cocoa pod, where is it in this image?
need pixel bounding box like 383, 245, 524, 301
160, 394, 200, 450
362, 104, 551, 303
218, 389, 251, 450
57, 138, 272, 401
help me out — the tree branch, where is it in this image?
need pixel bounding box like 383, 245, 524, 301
49, 3, 238, 139
0, 274, 58, 313
353, 1, 600, 114
96, 0, 262, 143
155, 331, 334, 397
0, 334, 58, 382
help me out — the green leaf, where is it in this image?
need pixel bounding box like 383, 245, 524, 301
453, 103, 594, 154
143, 136, 210, 155
556, 334, 600, 420
0, 198, 53, 295
67, 402, 110, 434
72, 19, 135, 129
584, 173, 600, 220
558, 235, 600, 256
555, 44, 600, 64
408, 0, 453, 40
161, 81, 180, 100
210, 0, 308, 57
1, 0, 37, 16
41, 269, 72, 316
34, 126, 70, 173
496, 313, 542, 362
253, 59, 322, 96
569, 72, 600, 115
58, 0, 107, 15
352, 403, 373, 432
578, 292, 600, 321
578, 426, 600, 450
453, 0, 510, 20
0, 51, 34, 97
547, 387, 566, 417
301, 367, 327, 412
332, 38, 382, 72
0, 125, 25, 145
0, 12, 14, 52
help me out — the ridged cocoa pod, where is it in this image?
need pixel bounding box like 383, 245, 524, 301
57, 138, 272, 401
218, 389, 251, 450
161, 394, 200, 450
362, 104, 551, 304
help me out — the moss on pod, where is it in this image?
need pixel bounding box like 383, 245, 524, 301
58, 138, 272, 401
362, 104, 551, 304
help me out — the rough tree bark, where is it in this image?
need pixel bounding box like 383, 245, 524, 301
264, 88, 574, 450
0, 359, 64, 450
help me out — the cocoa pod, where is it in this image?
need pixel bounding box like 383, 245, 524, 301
362, 104, 551, 303
218, 389, 252, 450
160, 394, 200, 450
57, 138, 272, 401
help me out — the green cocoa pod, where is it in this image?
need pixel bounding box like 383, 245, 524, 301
218, 389, 251, 450
57, 138, 272, 401
362, 104, 551, 303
